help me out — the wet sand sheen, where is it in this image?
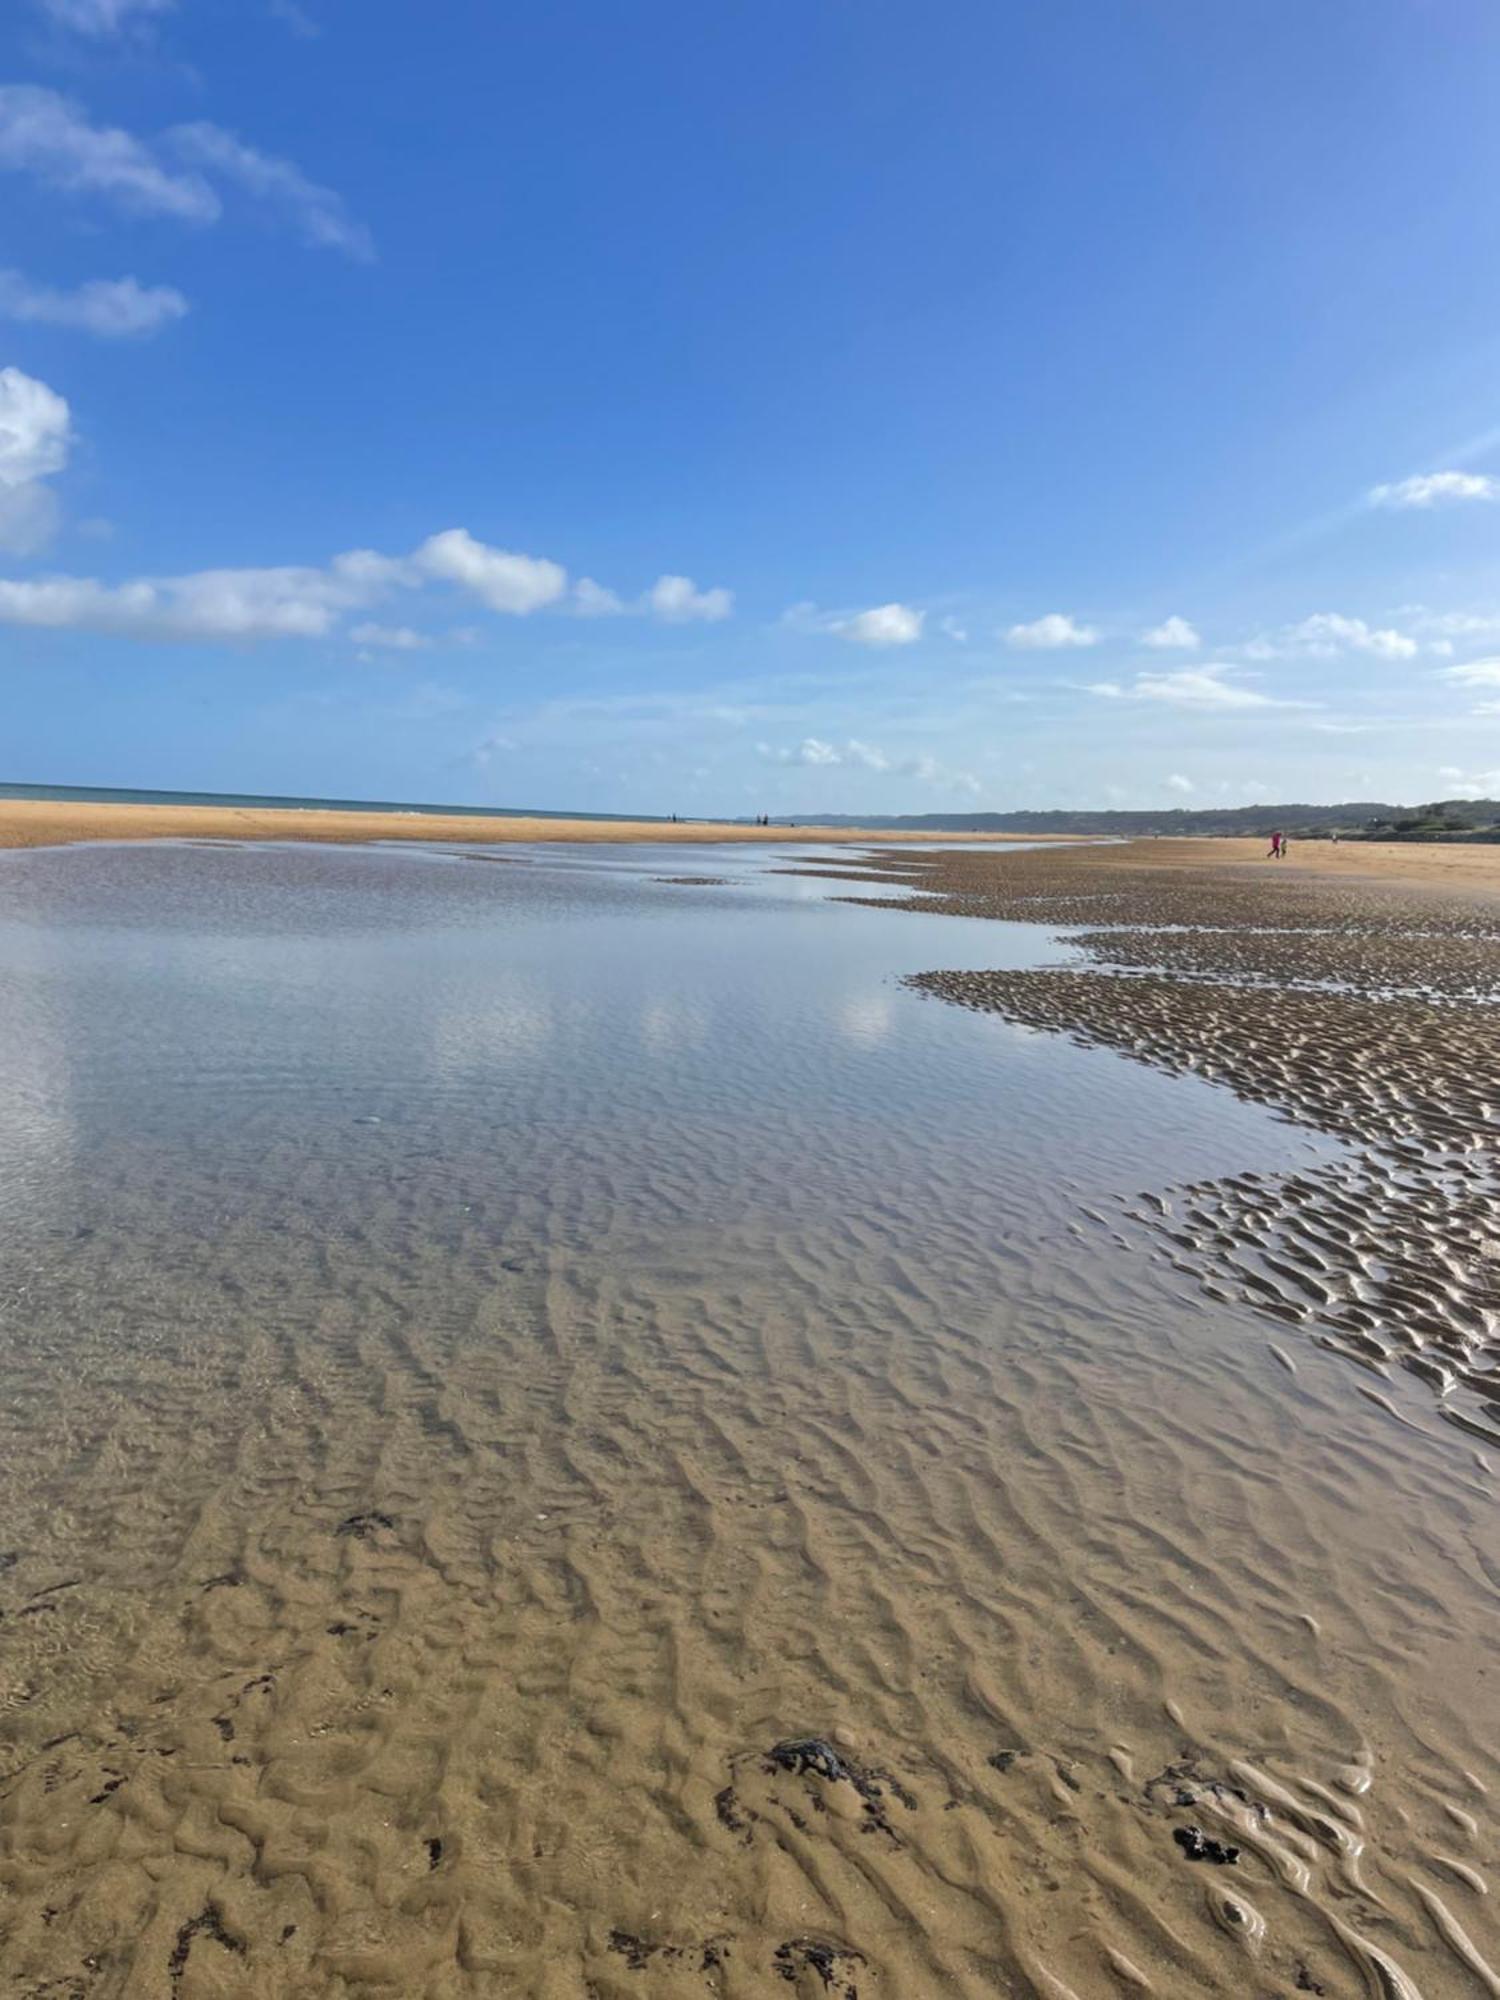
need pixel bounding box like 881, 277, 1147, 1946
0, 840, 1496, 1998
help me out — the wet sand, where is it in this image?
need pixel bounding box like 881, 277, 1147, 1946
0, 798, 1048, 852
0, 839, 1497, 1999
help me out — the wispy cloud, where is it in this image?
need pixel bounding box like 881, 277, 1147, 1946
1165, 772, 1194, 793
0, 87, 371, 257
33, 0, 172, 31
350, 622, 433, 651
1437, 656, 1500, 688
1006, 611, 1099, 649
0, 85, 215, 221
168, 123, 373, 259
1247, 612, 1417, 661
1085, 666, 1308, 710
756, 735, 978, 791
0, 268, 187, 338
1369, 470, 1499, 509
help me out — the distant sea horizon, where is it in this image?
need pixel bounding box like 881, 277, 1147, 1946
0, 780, 676, 825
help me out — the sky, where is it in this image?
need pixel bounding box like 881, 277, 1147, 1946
2, 0, 1500, 816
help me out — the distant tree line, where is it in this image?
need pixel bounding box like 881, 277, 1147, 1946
775, 799, 1500, 839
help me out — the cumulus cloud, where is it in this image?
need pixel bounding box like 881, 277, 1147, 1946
571, 573, 731, 622
1140, 615, 1199, 650
0, 526, 729, 644
0, 268, 187, 337
0, 553, 400, 641
0, 88, 370, 256
1165, 773, 1195, 793
1369, 470, 1499, 509
831, 602, 923, 647
1248, 612, 1417, 661
0, 365, 71, 555
782, 600, 923, 645
412, 529, 567, 614
1085, 666, 1304, 710
647, 573, 733, 623
1006, 611, 1099, 649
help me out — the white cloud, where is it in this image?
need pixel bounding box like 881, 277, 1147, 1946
0, 269, 187, 338
831, 602, 923, 646
1248, 612, 1417, 661
0, 527, 725, 643
413, 529, 566, 614
756, 736, 978, 792
1410, 609, 1500, 640
783, 599, 922, 645
1165, 773, 1195, 793
647, 573, 733, 623
1438, 657, 1500, 688
1085, 665, 1303, 710
0, 365, 71, 555
0, 548, 405, 641
167, 122, 373, 260
35, 0, 172, 30
349, 622, 431, 651
570, 573, 731, 622
1007, 611, 1099, 649
0, 89, 370, 256
0, 86, 215, 221
939, 615, 968, 643
1140, 615, 1199, 650
573, 576, 626, 617
1369, 470, 1499, 509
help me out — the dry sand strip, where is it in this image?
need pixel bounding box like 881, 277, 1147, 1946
0, 797, 1057, 852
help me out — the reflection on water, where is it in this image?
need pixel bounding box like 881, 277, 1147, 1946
0, 841, 1493, 2000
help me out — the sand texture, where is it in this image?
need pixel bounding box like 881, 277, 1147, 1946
0, 837, 1496, 1999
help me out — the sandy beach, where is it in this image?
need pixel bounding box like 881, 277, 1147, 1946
0, 835, 1496, 1999
0, 797, 1048, 852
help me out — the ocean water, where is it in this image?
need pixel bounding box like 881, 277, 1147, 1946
0, 778, 670, 821
0, 839, 1492, 1999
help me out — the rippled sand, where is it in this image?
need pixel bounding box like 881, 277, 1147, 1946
1, 840, 1497, 1998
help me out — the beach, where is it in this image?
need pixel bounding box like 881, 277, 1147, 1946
0, 797, 1050, 852
0, 834, 1496, 1998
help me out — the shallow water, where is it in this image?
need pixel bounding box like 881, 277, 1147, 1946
0, 842, 1494, 1999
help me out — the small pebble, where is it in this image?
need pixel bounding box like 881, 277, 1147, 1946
833, 1726, 858, 1749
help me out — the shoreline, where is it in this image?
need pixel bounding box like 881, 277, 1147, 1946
0, 796, 1059, 852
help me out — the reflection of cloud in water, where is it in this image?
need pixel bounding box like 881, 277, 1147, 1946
0, 930, 77, 1231
429, 975, 556, 1075
640, 999, 711, 1052
837, 992, 896, 1049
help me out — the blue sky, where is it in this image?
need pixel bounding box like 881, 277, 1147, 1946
2, 0, 1500, 814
